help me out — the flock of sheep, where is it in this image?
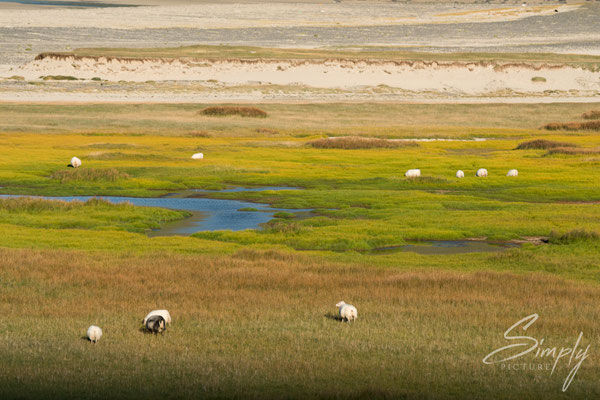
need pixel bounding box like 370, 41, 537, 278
405, 168, 518, 178
87, 302, 357, 343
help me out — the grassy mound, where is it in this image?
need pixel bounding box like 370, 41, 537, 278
582, 110, 600, 120
549, 229, 599, 244
199, 106, 267, 118
51, 168, 130, 183
542, 121, 600, 131
515, 139, 577, 150
40, 75, 79, 81
309, 136, 418, 149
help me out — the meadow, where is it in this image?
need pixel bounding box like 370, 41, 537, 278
0, 101, 599, 398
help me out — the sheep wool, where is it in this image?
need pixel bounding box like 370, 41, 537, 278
456, 170, 465, 178
143, 309, 172, 325
507, 169, 518, 177
87, 325, 102, 343
191, 153, 204, 160
405, 169, 421, 178
70, 157, 82, 168
336, 301, 357, 322
476, 168, 488, 177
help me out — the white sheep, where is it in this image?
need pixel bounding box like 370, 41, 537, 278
336, 301, 357, 322
405, 169, 421, 178
70, 156, 82, 168
476, 168, 488, 177
507, 169, 518, 177
142, 309, 172, 325
87, 325, 102, 343
191, 153, 204, 160
456, 170, 465, 178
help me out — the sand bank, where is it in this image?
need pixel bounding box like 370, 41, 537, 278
10, 55, 600, 96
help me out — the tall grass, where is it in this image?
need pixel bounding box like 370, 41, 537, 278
51, 168, 130, 182
515, 139, 577, 150
542, 121, 600, 131
309, 136, 418, 149
549, 229, 599, 244
0, 248, 598, 399
545, 147, 600, 156
199, 106, 267, 118
581, 110, 600, 120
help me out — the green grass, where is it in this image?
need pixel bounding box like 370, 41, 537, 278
0, 197, 190, 233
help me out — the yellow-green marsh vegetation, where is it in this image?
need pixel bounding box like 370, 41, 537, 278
1, 101, 600, 398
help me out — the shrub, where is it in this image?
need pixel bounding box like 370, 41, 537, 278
51, 168, 130, 183
531, 76, 547, 83
199, 106, 267, 118
515, 139, 577, 150
40, 75, 79, 81
308, 136, 419, 149
188, 131, 211, 138
548, 229, 599, 244
542, 121, 600, 131
581, 110, 600, 120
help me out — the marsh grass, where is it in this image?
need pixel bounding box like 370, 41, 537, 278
581, 110, 600, 120
515, 139, 577, 150
0, 197, 188, 233
199, 106, 267, 118
0, 248, 598, 399
549, 229, 599, 244
84, 143, 138, 149
309, 136, 418, 149
542, 121, 600, 131
51, 168, 130, 183
545, 147, 600, 156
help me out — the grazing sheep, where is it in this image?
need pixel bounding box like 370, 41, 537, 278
405, 169, 421, 178
476, 168, 488, 177
86, 325, 102, 343
70, 157, 82, 168
191, 153, 204, 160
456, 170, 465, 178
145, 315, 166, 334
142, 309, 171, 325
507, 169, 518, 177
336, 301, 357, 322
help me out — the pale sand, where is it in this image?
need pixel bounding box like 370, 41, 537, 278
10, 55, 600, 95
0, 2, 580, 29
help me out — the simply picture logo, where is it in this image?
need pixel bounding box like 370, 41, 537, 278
482, 313, 591, 392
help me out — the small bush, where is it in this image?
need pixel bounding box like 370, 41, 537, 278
548, 229, 599, 244
51, 168, 130, 183
91, 77, 102, 81
199, 106, 267, 118
7, 75, 24, 81
255, 128, 279, 135
308, 137, 419, 150
40, 75, 79, 81
515, 139, 577, 150
545, 147, 600, 156
531, 76, 547, 83
581, 110, 600, 120
542, 121, 600, 131
188, 131, 211, 138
